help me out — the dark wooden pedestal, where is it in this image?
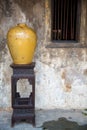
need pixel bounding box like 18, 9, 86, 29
10, 63, 35, 127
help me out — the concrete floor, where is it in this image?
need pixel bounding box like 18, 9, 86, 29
0, 109, 87, 130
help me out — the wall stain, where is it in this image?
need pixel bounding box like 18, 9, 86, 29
83, 69, 87, 75
61, 70, 72, 92
0, 0, 13, 17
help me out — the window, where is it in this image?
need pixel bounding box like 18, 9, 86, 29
51, 0, 78, 41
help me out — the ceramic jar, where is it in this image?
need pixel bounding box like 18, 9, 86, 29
7, 23, 37, 64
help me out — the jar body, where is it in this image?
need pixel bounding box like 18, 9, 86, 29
7, 23, 37, 64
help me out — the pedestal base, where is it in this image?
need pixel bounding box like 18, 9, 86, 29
11, 109, 35, 127
10, 63, 35, 127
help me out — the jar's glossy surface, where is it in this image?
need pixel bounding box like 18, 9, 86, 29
7, 23, 37, 64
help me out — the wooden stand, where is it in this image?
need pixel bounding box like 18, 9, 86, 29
10, 63, 35, 127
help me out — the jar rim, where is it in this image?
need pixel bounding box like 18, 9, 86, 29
17, 23, 26, 27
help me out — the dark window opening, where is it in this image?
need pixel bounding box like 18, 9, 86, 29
51, 0, 78, 41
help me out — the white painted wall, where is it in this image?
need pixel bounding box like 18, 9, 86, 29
0, 0, 87, 110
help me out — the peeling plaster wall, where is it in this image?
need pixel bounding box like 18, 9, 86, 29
0, 0, 87, 110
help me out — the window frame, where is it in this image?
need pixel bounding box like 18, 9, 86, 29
51, 0, 78, 41
45, 0, 87, 48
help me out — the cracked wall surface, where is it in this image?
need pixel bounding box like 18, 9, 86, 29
0, 0, 87, 110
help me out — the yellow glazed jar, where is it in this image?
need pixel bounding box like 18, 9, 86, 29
7, 23, 37, 64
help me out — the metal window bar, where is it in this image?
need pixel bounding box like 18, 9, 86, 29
52, 0, 78, 41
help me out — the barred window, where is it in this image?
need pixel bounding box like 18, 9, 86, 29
51, 0, 78, 41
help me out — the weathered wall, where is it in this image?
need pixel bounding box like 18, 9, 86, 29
0, 0, 87, 110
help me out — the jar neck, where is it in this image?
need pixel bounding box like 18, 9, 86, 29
17, 23, 26, 27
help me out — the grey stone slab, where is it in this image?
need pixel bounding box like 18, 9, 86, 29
1, 109, 87, 130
